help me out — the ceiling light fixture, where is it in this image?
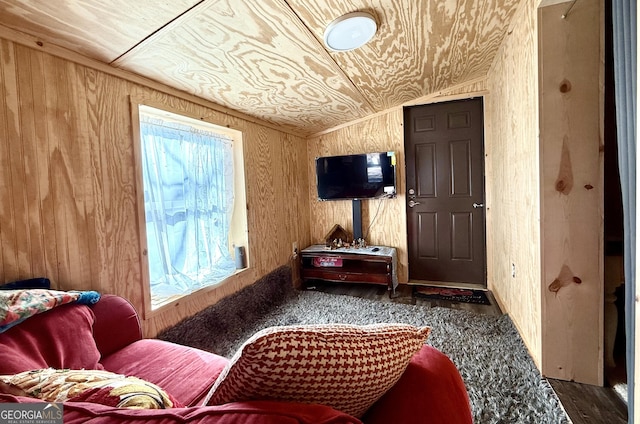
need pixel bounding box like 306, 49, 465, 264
323, 12, 377, 52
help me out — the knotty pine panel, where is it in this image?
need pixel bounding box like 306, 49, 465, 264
0, 37, 309, 337
486, 0, 542, 366
539, 0, 603, 385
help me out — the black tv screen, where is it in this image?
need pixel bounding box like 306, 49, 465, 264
316, 152, 397, 201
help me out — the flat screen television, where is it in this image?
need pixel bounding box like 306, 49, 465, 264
316, 151, 397, 201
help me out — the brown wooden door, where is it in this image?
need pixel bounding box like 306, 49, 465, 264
404, 98, 486, 285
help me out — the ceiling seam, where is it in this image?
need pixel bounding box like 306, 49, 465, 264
279, 0, 377, 113
109, 0, 207, 66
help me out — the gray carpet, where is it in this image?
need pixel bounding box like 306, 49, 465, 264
160, 266, 569, 423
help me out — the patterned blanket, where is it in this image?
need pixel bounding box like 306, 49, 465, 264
0, 289, 101, 333
0, 368, 179, 409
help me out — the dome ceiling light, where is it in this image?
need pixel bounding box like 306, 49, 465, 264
323, 12, 377, 52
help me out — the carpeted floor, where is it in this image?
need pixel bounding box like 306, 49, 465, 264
159, 266, 569, 423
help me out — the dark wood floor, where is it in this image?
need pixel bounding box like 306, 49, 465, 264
304, 281, 628, 424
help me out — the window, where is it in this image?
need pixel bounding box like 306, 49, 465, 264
134, 104, 248, 310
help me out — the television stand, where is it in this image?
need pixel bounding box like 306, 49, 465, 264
300, 245, 398, 296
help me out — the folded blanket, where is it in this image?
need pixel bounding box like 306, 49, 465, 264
0, 289, 101, 333
0, 368, 180, 409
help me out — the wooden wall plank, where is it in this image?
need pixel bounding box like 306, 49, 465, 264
65, 58, 94, 289
90, 71, 143, 306
48, 55, 77, 288
245, 125, 279, 273
14, 45, 54, 279
539, 0, 604, 385
61, 59, 93, 290
3, 40, 31, 279
27, 49, 58, 285
82, 68, 105, 293
485, 0, 542, 367
40, 53, 63, 286
0, 39, 18, 280
282, 132, 311, 285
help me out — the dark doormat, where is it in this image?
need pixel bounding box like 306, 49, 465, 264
413, 285, 491, 305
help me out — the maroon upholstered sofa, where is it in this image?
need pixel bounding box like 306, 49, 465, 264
0, 294, 472, 423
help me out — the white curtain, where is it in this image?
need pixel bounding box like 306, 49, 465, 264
140, 116, 236, 299
612, 0, 636, 421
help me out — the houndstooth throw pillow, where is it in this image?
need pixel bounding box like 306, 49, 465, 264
203, 323, 431, 417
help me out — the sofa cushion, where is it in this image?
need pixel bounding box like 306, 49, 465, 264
0, 394, 361, 424
362, 344, 473, 424
101, 339, 228, 407
204, 323, 431, 417
0, 303, 104, 374
0, 368, 182, 409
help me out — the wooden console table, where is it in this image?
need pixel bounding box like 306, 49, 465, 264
300, 245, 398, 294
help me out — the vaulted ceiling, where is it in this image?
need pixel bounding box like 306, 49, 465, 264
0, 0, 522, 136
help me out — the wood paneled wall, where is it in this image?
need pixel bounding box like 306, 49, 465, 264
486, 0, 604, 385
485, 0, 543, 367
306, 80, 488, 284
0, 36, 310, 337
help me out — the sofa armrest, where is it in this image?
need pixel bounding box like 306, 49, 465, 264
362, 345, 472, 424
91, 294, 143, 358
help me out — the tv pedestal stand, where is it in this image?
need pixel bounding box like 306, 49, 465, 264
300, 245, 398, 296
352, 199, 363, 241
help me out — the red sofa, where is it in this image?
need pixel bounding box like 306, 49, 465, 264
0, 294, 472, 423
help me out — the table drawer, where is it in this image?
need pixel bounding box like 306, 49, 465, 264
302, 268, 390, 285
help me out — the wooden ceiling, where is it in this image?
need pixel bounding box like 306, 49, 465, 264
0, 0, 522, 136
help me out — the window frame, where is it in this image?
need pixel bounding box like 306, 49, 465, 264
130, 97, 250, 318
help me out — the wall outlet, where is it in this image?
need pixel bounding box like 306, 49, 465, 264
292, 241, 298, 256
511, 263, 516, 278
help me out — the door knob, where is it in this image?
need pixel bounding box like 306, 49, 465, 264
473, 202, 484, 209
408, 200, 421, 208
